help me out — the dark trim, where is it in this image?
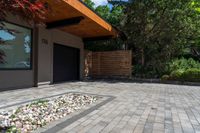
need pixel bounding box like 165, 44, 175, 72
0, 21, 33, 71
83, 32, 127, 42
83, 35, 114, 42
33, 27, 39, 87
46, 17, 84, 29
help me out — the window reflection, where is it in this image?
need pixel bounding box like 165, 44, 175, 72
0, 22, 32, 69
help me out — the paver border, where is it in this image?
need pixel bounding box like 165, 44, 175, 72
37, 95, 115, 133
0, 91, 113, 110
0, 91, 115, 133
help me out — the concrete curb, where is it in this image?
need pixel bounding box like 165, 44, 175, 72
84, 79, 200, 86
131, 78, 200, 86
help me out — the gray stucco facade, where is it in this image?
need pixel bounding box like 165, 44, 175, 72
0, 15, 84, 90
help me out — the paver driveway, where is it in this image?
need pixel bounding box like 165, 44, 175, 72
1, 81, 200, 133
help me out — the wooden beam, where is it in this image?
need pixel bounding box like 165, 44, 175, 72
63, 0, 115, 32
46, 16, 84, 29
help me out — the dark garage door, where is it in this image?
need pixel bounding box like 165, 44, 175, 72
53, 44, 80, 83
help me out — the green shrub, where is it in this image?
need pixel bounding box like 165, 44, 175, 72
168, 58, 200, 72
165, 58, 200, 82
161, 75, 170, 81
181, 68, 200, 82
170, 69, 184, 80
168, 68, 200, 82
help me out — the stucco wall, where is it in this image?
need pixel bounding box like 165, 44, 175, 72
37, 27, 84, 85
0, 15, 84, 90
0, 15, 35, 90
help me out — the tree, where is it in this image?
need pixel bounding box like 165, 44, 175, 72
0, 0, 47, 24
0, 0, 48, 63
84, 0, 125, 51
122, 0, 200, 77
108, 0, 128, 5
95, 4, 124, 26
83, 0, 95, 10
95, 5, 111, 21
190, 1, 200, 60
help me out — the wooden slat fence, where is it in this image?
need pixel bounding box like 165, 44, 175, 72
84, 50, 132, 78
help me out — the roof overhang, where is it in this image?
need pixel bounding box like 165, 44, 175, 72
41, 0, 119, 40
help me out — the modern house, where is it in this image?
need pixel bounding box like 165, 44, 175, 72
0, 0, 118, 90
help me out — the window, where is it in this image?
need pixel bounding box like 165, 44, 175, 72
0, 22, 32, 70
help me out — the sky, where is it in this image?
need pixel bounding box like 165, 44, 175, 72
91, 0, 108, 6
91, 0, 128, 7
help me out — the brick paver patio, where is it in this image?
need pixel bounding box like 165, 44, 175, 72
1, 81, 200, 133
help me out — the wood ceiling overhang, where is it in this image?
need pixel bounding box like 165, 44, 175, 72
42, 0, 118, 39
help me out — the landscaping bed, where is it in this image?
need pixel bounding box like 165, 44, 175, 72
0, 93, 99, 133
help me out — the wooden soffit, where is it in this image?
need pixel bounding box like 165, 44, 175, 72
41, 0, 118, 39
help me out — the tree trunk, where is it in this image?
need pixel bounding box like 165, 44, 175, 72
141, 48, 145, 67
141, 48, 145, 78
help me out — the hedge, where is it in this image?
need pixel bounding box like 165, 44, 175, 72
181, 68, 200, 82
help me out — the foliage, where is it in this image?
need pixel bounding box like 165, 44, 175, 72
108, 0, 128, 5
132, 64, 143, 76
193, 1, 200, 12
164, 58, 200, 82
161, 75, 170, 81
95, 4, 124, 26
85, 38, 124, 51
181, 68, 200, 82
30, 99, 49, 106
170, 69, 185, 80
5, 126, 19, 133
0, 0, 49, 64
169, 68, 200, 82
132, 63, 165, 78
167, 58, 200, 73
84, 0, 125, 51
0, 0, 48, 24
122, 0, 200, 77
83, 0, 95, 10
162, 68, 200, 82
95, 5, 111, 21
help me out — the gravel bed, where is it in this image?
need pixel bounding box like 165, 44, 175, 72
0, 93, 99, 133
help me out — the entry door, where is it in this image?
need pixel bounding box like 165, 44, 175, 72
53, 44, 80, 83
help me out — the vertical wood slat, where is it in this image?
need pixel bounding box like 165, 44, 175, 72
84, 50, 132, 78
